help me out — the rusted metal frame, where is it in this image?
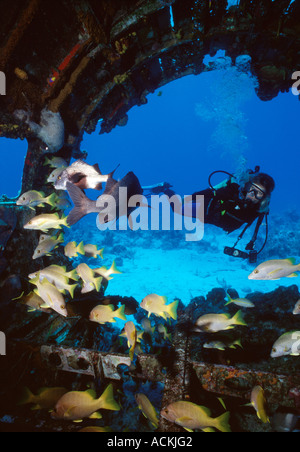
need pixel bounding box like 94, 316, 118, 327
0, 0, 41, 70
92, 35, 203, 133
3, 312, 49, 339
8, 336, 300, 417
48, 52, 92, 114
41, 344, 99, 377
192, 361, 300, 408
77, 3, 180, 129
158, 305, 193, 432
21, 137, 48, 193
89, 40, 200, 134
72, 0, 108, 45
39, 344, 166, 382
110, 0, 172, 39
18, 315, 63, 342
74, 3, 204, 134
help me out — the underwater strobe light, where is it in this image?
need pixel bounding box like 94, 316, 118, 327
224, 246, 258, 263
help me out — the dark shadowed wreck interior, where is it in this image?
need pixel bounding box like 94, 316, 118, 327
0, 0, 300, 433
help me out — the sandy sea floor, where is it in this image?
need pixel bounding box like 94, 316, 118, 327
78, 222, 300, 306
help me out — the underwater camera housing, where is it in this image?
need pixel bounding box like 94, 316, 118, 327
224, 246, 258, 263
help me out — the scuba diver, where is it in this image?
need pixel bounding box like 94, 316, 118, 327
143, 167, 275, 263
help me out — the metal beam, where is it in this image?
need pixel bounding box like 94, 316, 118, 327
193, 361, 300, 408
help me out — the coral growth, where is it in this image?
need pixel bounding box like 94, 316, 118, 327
14, 108, 65, 153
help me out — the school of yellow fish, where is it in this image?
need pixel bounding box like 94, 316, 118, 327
15, 156, 300, 431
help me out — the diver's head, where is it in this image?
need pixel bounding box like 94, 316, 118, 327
243, 173, 275, 212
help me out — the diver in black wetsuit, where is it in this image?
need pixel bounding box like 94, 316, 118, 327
143, 169, 275, 262
191, 172, 275, 233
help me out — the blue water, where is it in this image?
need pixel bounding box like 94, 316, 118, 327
81, 71, 299, 213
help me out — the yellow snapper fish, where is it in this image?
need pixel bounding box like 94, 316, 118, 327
195, 311, 247, 333
15, 291, 52, 313
203, 338, 242, 351
248, 258, 300, 280
271, 331, 300, 357
18, 386, 68, 410
32, 233, 64, 259
225, 293, 255, 308
157, 323, 172, 342
64, 241, 85, 258
24, 213, 69, 232
76, 263, 103, 293
51, 192, 72, 211
82, 244, 104, 259
30, 276, 68, 317
161, 401, 231, 432
89, 304, 127, 325
29, 264, 78, 282
51, 384, 120, 421
135, 393, 159, 429
141, 318, 155, 335
250, 386, 270, 423
120, 321, 142, 361
16, 190, 57, 210
293, 300, 300, 315
94, 261, 122, 281
44, 156, 68, 168
47, 167, 66, 185
78, 426, 113, 432
141, 294, 179, 321
29, 265, 78, 298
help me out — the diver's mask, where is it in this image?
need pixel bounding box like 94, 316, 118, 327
243, 182, 266, 203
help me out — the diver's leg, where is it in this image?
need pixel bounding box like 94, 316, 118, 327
181, 189, 213, 220
142, 182, 174, 196
142, 184, 212, 219
142, 183, 184, 215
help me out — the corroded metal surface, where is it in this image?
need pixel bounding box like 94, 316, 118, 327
158, 304, 193, 432
38, 344, 165, 381
0, 0, 299, 156
2, 293, 300, 432
41, 345, 99, 377
192, 361, 300, 408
